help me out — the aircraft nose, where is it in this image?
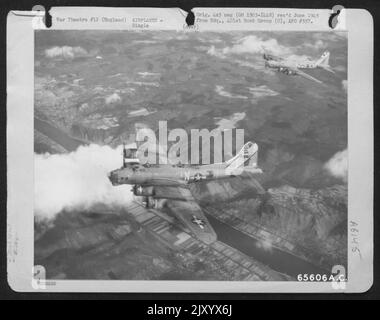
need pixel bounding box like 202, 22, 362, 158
108, 170, 117, 185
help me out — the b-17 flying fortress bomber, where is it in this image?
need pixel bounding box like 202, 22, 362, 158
263, 48, 335, 84
109, 141, 263, 244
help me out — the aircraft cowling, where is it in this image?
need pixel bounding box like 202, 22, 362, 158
133, 185, 155, 197
280, 68, 296, 76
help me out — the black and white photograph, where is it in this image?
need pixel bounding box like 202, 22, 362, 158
33, 29, 348, 282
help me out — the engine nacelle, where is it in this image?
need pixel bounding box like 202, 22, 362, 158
279, 68, 296, 76
133, 185, 155, 197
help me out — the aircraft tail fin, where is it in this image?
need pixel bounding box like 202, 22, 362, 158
316, 51, 335, 73
226, 141, 258, 171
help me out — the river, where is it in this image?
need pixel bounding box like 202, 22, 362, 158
206, 214, 329, 278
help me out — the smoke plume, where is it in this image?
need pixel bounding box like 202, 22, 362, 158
324, 149, 348, 182
35, 144, 133, 221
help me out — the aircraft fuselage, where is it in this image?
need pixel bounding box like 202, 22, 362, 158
265, 60, 317, 71
109, 163, 261, 186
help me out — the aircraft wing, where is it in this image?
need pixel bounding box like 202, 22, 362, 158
153, 185, 218, 244
154, 185, 194, 200
291, 67, 323, 84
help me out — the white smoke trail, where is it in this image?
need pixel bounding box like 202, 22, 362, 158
35, 144, 133, 221
324, 148, 348, 182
